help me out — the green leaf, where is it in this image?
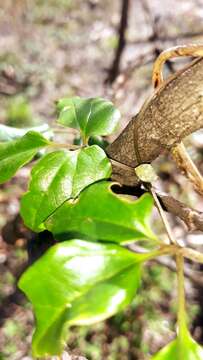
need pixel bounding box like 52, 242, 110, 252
46, 181, 157, 243
20, 145, 111, 231
0, 131, 50, 184
18, 239, 144, 356
57, 97, 120, 138
0, 124, 51, 142
152, 332, 203, 359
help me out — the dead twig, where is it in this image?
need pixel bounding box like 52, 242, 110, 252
156, 190, 203, 232
106, 0, 130, 83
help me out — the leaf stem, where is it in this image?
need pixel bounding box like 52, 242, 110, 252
148, 184, 179, 246
138, 245, 203, 264
139, 245, 178, 262
82, 135, 89, 146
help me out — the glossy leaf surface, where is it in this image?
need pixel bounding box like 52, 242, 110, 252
18, 239, 143, 356
46, 181, 156, 243
0, 131, 50, 184
152, 332, 203, 359
20, 145, 111, 231
57, 97, 120, 138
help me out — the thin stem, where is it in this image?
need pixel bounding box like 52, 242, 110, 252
139, 245, 178, 262
149, 185, 179, 245
171, 143, 203, 196
176, 253, 188, 339
82, 135, 89, 146
181, 247, 203, 264
152, 44, 203, 88
142, 245, 203, 266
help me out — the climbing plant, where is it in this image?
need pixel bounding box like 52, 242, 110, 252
1, 89, 203, 358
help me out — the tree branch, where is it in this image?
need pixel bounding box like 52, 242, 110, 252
107, 58, 203, 186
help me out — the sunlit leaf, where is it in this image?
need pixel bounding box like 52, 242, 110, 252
57, 97, 120, 138
152, 332, 203, 359
0, 131, 50, 184
20, 145, 111, 231
46, 181, 157, 243
18, 239, 144, 356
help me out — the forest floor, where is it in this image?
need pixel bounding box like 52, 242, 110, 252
1, 0, 203, 359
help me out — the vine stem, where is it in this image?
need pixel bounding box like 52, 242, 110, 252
171, 143, 203, 196
139, 245, 203, 266
176, 253, 188, 340
139, 245, 178, 262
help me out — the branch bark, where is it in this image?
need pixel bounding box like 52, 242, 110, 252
107, 58, 203, 231
107, 58, 203, 186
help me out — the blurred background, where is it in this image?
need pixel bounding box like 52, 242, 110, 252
1, 0, 203, 359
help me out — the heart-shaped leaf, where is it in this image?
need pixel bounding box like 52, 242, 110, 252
20, 145, 111, 231
57, 97, 120, 139
0, 124, 51, 142
18, 239, 144, 357
152, 332, 203, 359
46, 181, 157, 243
0, 131, 50, 184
